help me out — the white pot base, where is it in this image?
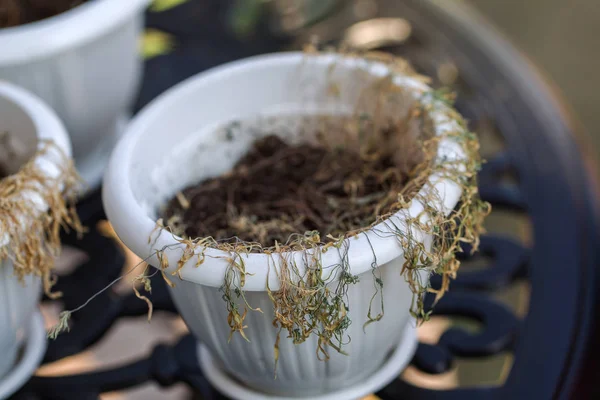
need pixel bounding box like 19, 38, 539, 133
78, 114, 130, 192
0, 311, 47, 399
198, 322, 417, 400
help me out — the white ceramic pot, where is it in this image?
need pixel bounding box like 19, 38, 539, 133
103, 52, 465, 398
0, 0, 151, 189
0, 81, 72, 380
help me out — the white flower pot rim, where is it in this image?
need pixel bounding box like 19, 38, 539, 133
0, 0, 151, 65
0, 80, 72, 247
103, 52, 467, 291
0, 80, 71, 158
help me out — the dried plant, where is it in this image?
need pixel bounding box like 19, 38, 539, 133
152, 50, 491, 361
49, 49, 490, 366
0, 139, 83, 298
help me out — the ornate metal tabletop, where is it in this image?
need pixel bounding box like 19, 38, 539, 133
10, 0, 600, 399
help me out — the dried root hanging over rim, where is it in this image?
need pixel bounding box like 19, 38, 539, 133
0, 139, 83, 298
152, 50, 491, 362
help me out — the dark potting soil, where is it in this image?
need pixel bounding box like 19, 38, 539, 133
162, 134, 415, 247
0, 0, 88, 28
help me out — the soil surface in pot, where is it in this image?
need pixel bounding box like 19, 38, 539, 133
0, 0, 88, 28
162, 129, 423, 247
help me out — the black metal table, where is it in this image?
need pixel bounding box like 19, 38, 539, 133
11, 0, 600, 399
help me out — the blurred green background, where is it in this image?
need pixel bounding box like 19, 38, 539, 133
467, 0, 600, 161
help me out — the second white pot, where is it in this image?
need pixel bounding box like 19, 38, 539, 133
0, 0, 151, 189
103, 52, 466, 397
0, 81, 72, 380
